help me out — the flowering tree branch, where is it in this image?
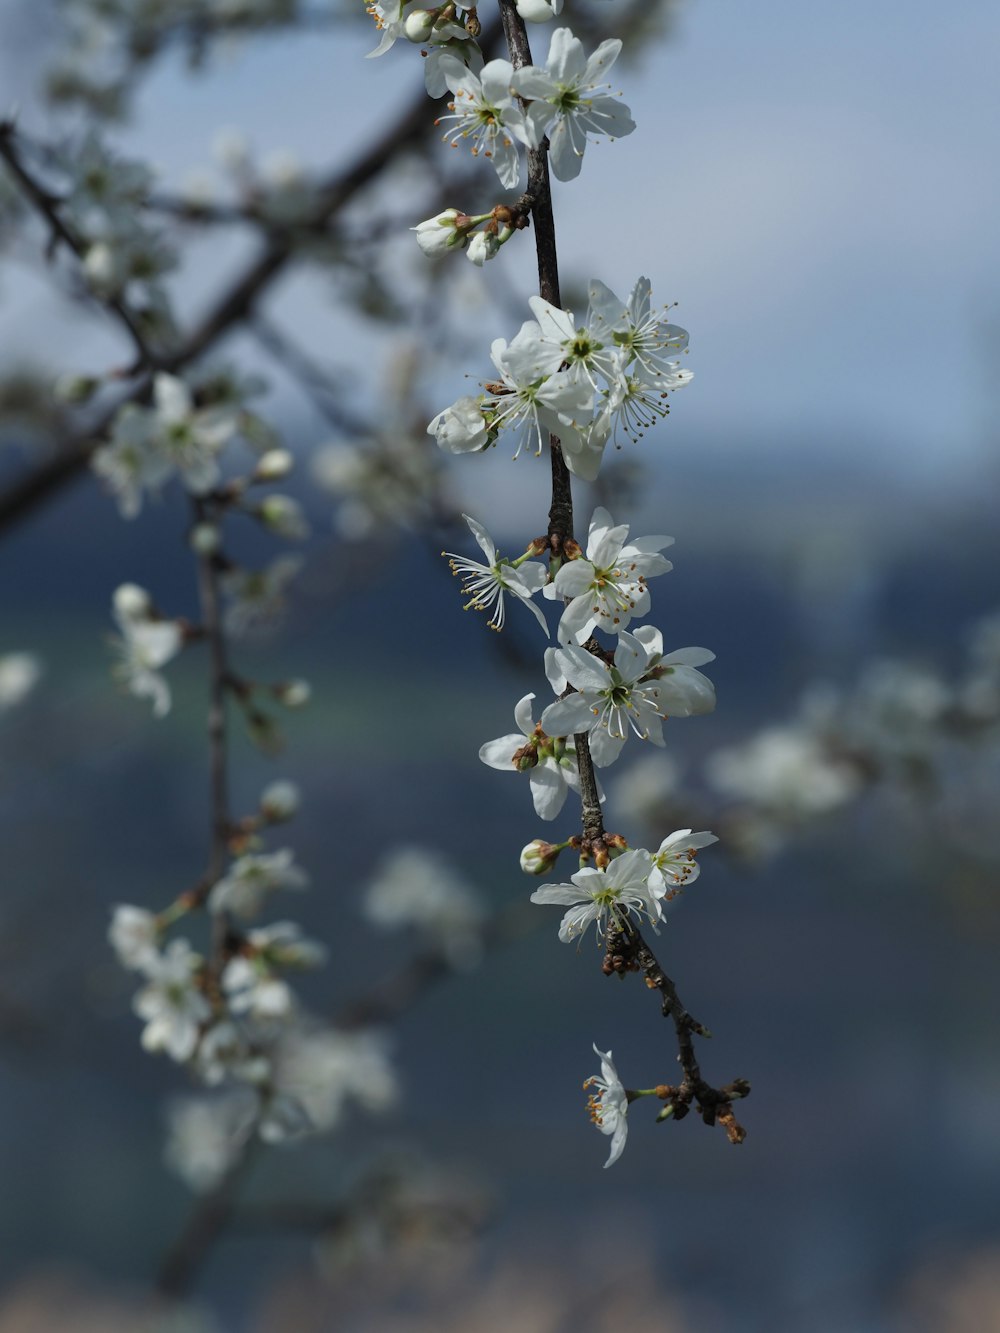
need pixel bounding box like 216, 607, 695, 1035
402, 0, 751, 1164
0, 119, 157, 371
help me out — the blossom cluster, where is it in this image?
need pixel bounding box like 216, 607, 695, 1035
428, 279, 691, 481
93, 368, 292, 521
108, 781, 400, 1187
55, 132, 176, 328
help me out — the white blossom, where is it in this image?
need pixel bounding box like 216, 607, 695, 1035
443, 514, 548, 634
435, 56, 537, 190
552, 506, 673, 643
648, 829, 719, 899
133, 939, 212, 1062
530, 847, 657, 942
208, 849, 309, 918
480, 692, 596, 820
486, 321, 593, 459
412, 208, 469, 257
222, 554, 301, 636
423, 40, 484, 99
108, 904, 159, 972
466, 228, 501, 266
222, 956, 294, 1021
587, 276, 690, 380
427, 395, 491, 454
541, 632, 699, 767
258, 493, 310, 541
165, 1090, 256, 1192
584, 1044, 629, 1167
706, 725, 861, 817
0, 652, 42, 712
248, 920, 327, 970
516, 0, 563, 20
365, 0, 417, 57
527, 295, 625, 395
149, 373, 235, 495
92, 404, 169, 519
264, 1025, 397, 1138
259, 780, 300, 821
364, 846, 484, 968
110, 585, 184, 718
512, 28, 636, 182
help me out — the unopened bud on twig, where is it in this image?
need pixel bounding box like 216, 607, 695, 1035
520, 839, 563, 875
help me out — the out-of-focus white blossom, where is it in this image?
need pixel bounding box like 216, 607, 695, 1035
0, 652, 42, 712
248, 920, 327, 970
264, 1025, 397, 1138
133, 939, 211, 1062
706, 725, 862, 817
222, 554, 301, 637
108, 904, 159, 972
150, 373, 236, 496
259, 780, 300, 822
165, 1090, 256, 1192
222, 957, 294, 1021
311, 431, 445, 538
364, 847, 484, 969
92, 404, 168, 519
110, 583, 184, 718
209, 849, 308, 918
257, 493, 310, 541
277, 678, 311, 708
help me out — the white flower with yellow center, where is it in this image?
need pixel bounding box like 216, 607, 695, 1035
512, 28, 636, 182
529, 847, 656, 942
435, 57, 537, 190
649, 829, 719, 900
584, 1044, 629, 1168
552, 505, 673, 644
443, 515, 548, 634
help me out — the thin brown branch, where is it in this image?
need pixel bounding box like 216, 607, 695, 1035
156, 1139, 257, 1298
192, 498, 233, 968
500, 2, 748, 1137
499, 0, 604, 840
0, 20, 511, 540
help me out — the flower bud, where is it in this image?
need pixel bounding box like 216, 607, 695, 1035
467, 229, 501, 267
403, 8, 435, 41
83, 242, 119, 295
259, 779, 301, 821
520, 839, 562, 875
113, 582, 152, 622
259, 494, 310, 540
412, 209, 468, 258
515, 0, 563, 18
255, 448, 294, 481
277, 679, 311, 709
189, 522, 221, 556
